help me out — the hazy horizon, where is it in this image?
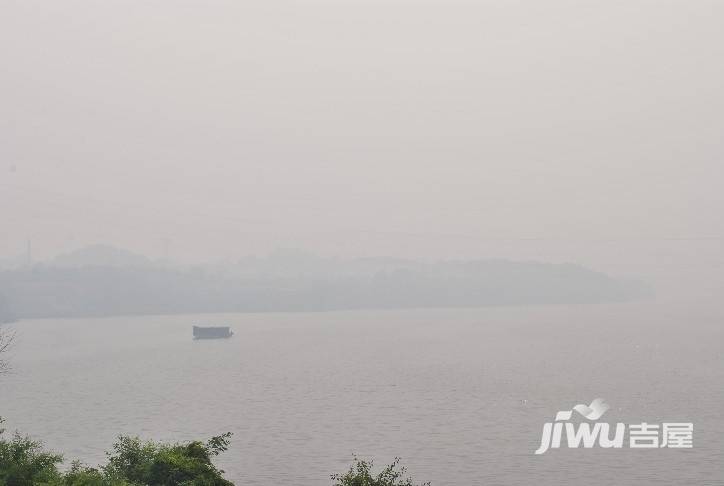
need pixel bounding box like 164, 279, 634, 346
2, 3, 723, 484
2, 1, 723, 302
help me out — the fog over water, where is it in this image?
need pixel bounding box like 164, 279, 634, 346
1, 1, 723, 485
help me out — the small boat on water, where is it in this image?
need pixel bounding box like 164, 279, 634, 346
193, 325, 233, 339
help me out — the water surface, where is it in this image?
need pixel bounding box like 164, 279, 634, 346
2, 303, 722, 485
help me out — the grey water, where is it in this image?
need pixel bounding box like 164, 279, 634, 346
1, 302, 722, 485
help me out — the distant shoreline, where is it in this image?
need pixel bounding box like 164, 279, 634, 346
3, 298, 652, 324
0, 247, 651, 322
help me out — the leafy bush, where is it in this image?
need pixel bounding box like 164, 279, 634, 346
332, 457, 429, 486
60, 462, 131, 486
0, 419, 232, 486
103, 433, 233, 486
1, 421, 429, 486
0, 420, 63, 485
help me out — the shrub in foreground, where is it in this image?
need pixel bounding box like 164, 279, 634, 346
332, 457, 429, 486
0, 418, 232, 486
0, 426, 63, 485
1, 420, 430, 486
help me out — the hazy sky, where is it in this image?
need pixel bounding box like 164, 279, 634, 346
1, 1, 722, 286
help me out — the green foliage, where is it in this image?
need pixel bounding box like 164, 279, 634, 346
0, 418, 63, 486
332, 457, 429, 486
205, 433, 232, 457
0, 422, 429, 486
103, 434, 233, 486
0, 419, 232, 486
59, 462, 132, 486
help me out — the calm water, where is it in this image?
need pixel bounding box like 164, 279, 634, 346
2, 302, 722, 485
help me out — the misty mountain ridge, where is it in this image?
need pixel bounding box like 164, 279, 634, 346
0, 245, 651, 321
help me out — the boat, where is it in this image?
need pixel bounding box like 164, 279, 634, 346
193, 325, 233, 339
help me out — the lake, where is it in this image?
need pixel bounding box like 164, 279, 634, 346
1, 301, 722, 485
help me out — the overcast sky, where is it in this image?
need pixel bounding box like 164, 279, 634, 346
1, 1, 722, 290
